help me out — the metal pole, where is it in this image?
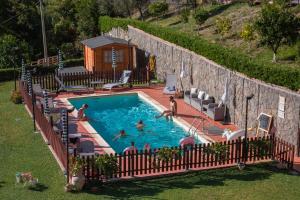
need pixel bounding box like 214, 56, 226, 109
66, 109, 69, 184
31, 91, 36, 132
39, 0, 48, 66
244, 94, 254, 163
13, 65, 16, 91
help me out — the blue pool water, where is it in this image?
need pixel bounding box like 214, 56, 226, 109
69, 93, 200, 153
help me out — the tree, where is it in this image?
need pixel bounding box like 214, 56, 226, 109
255, 3, 300, 62
0, 34, 30, 68
148, 1, 168, 18
75, 0, 100, 39
193, 7, 209, 26
135, 0, 149, 21
46, 0, 77, 45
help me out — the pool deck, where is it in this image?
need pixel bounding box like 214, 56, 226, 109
53, 86, 238, 155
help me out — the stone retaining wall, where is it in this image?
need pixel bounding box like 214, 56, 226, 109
107, 26, 300, 149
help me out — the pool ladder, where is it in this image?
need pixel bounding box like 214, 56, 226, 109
188, 117, 204, 137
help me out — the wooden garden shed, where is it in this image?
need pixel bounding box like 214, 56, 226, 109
81, 36, 136, 72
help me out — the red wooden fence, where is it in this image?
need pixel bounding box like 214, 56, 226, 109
20, 81, 67, 169
32, 68, 148, 91
79, 136, 294, 182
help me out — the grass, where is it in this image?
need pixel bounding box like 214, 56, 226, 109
151, 3, 300, 69
1, 81, 300, 199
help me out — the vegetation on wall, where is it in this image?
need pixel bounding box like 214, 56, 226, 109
100, 16, 300, 91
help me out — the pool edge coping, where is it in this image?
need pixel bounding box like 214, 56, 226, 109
60, 91, 212, 155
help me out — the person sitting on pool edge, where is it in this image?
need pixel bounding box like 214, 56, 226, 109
77, 104, 88, 121
113, 130, 126, 141
136, 120, 144, 131
155, 96, 177, 120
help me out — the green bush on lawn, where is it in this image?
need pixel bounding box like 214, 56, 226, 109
100, 16, 300, 91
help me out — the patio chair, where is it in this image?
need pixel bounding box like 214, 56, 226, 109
206, 102, 225, 121
184, 88, 198, 104
163, 74, 177, 95
190, 92, 214, 111
78, 140, 95, 157
55, 76, 91, 93
102, 70, 132, 90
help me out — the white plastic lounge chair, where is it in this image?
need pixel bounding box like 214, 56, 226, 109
102, 70, 132, 90
55, 76, 91, 93
163, 74, 177, 95
222, 129, 245, 141
78, 140, 95, 157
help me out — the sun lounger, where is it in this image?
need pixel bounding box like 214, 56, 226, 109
222, 129, 245, 141
102, 70, 132, 90
55, 76, 91, 93
163, 74, 177, 95
33, 84, 56, 97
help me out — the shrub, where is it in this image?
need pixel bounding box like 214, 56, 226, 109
240, 23, 255, 42
148, 1, 168, 17
193, 8, 210, 26
180, 9, 189, 23
95, 154, 118, 176
297, 42, 300, 61
215, 17, 232, 37
0, 68, 18, 82
99, 16, 300, 90
10, 90, 22, 104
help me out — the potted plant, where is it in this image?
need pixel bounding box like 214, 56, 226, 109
205, 143, 229, 163
69, 156, 85, 191
95, 154, 118, 178
10, 90, 22, 104
154, 147, 180, 168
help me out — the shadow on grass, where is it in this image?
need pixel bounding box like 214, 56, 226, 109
82, 163, 290, 199
0, 181, 5, 188
28, 183, 48, 192
168, 20, 182, 26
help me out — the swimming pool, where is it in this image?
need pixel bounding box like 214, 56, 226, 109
68, 93, 203, 153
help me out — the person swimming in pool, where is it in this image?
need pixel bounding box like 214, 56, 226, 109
155, 96, 177, 120
136, 120, 144, 131
113, 130, 127, 141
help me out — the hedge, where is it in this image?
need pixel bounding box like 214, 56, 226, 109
0, 58, 84, 82
100, 16, 300, 91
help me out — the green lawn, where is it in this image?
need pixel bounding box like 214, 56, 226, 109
1, 81, 300, 200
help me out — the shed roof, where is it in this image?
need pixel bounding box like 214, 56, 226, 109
81, 36, 132, 49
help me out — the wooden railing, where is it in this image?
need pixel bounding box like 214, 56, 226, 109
31, 55, 59, 66
20, 81, 67, 169
32, 68, 148, 91
79, 136, 294, 182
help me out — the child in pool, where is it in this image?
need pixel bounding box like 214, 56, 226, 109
113, 130, 126, 141
136, 120, 144, 131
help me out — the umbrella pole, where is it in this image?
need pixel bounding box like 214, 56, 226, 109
113, 67, 116, 82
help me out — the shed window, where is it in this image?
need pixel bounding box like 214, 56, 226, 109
104, 49, 124, 63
